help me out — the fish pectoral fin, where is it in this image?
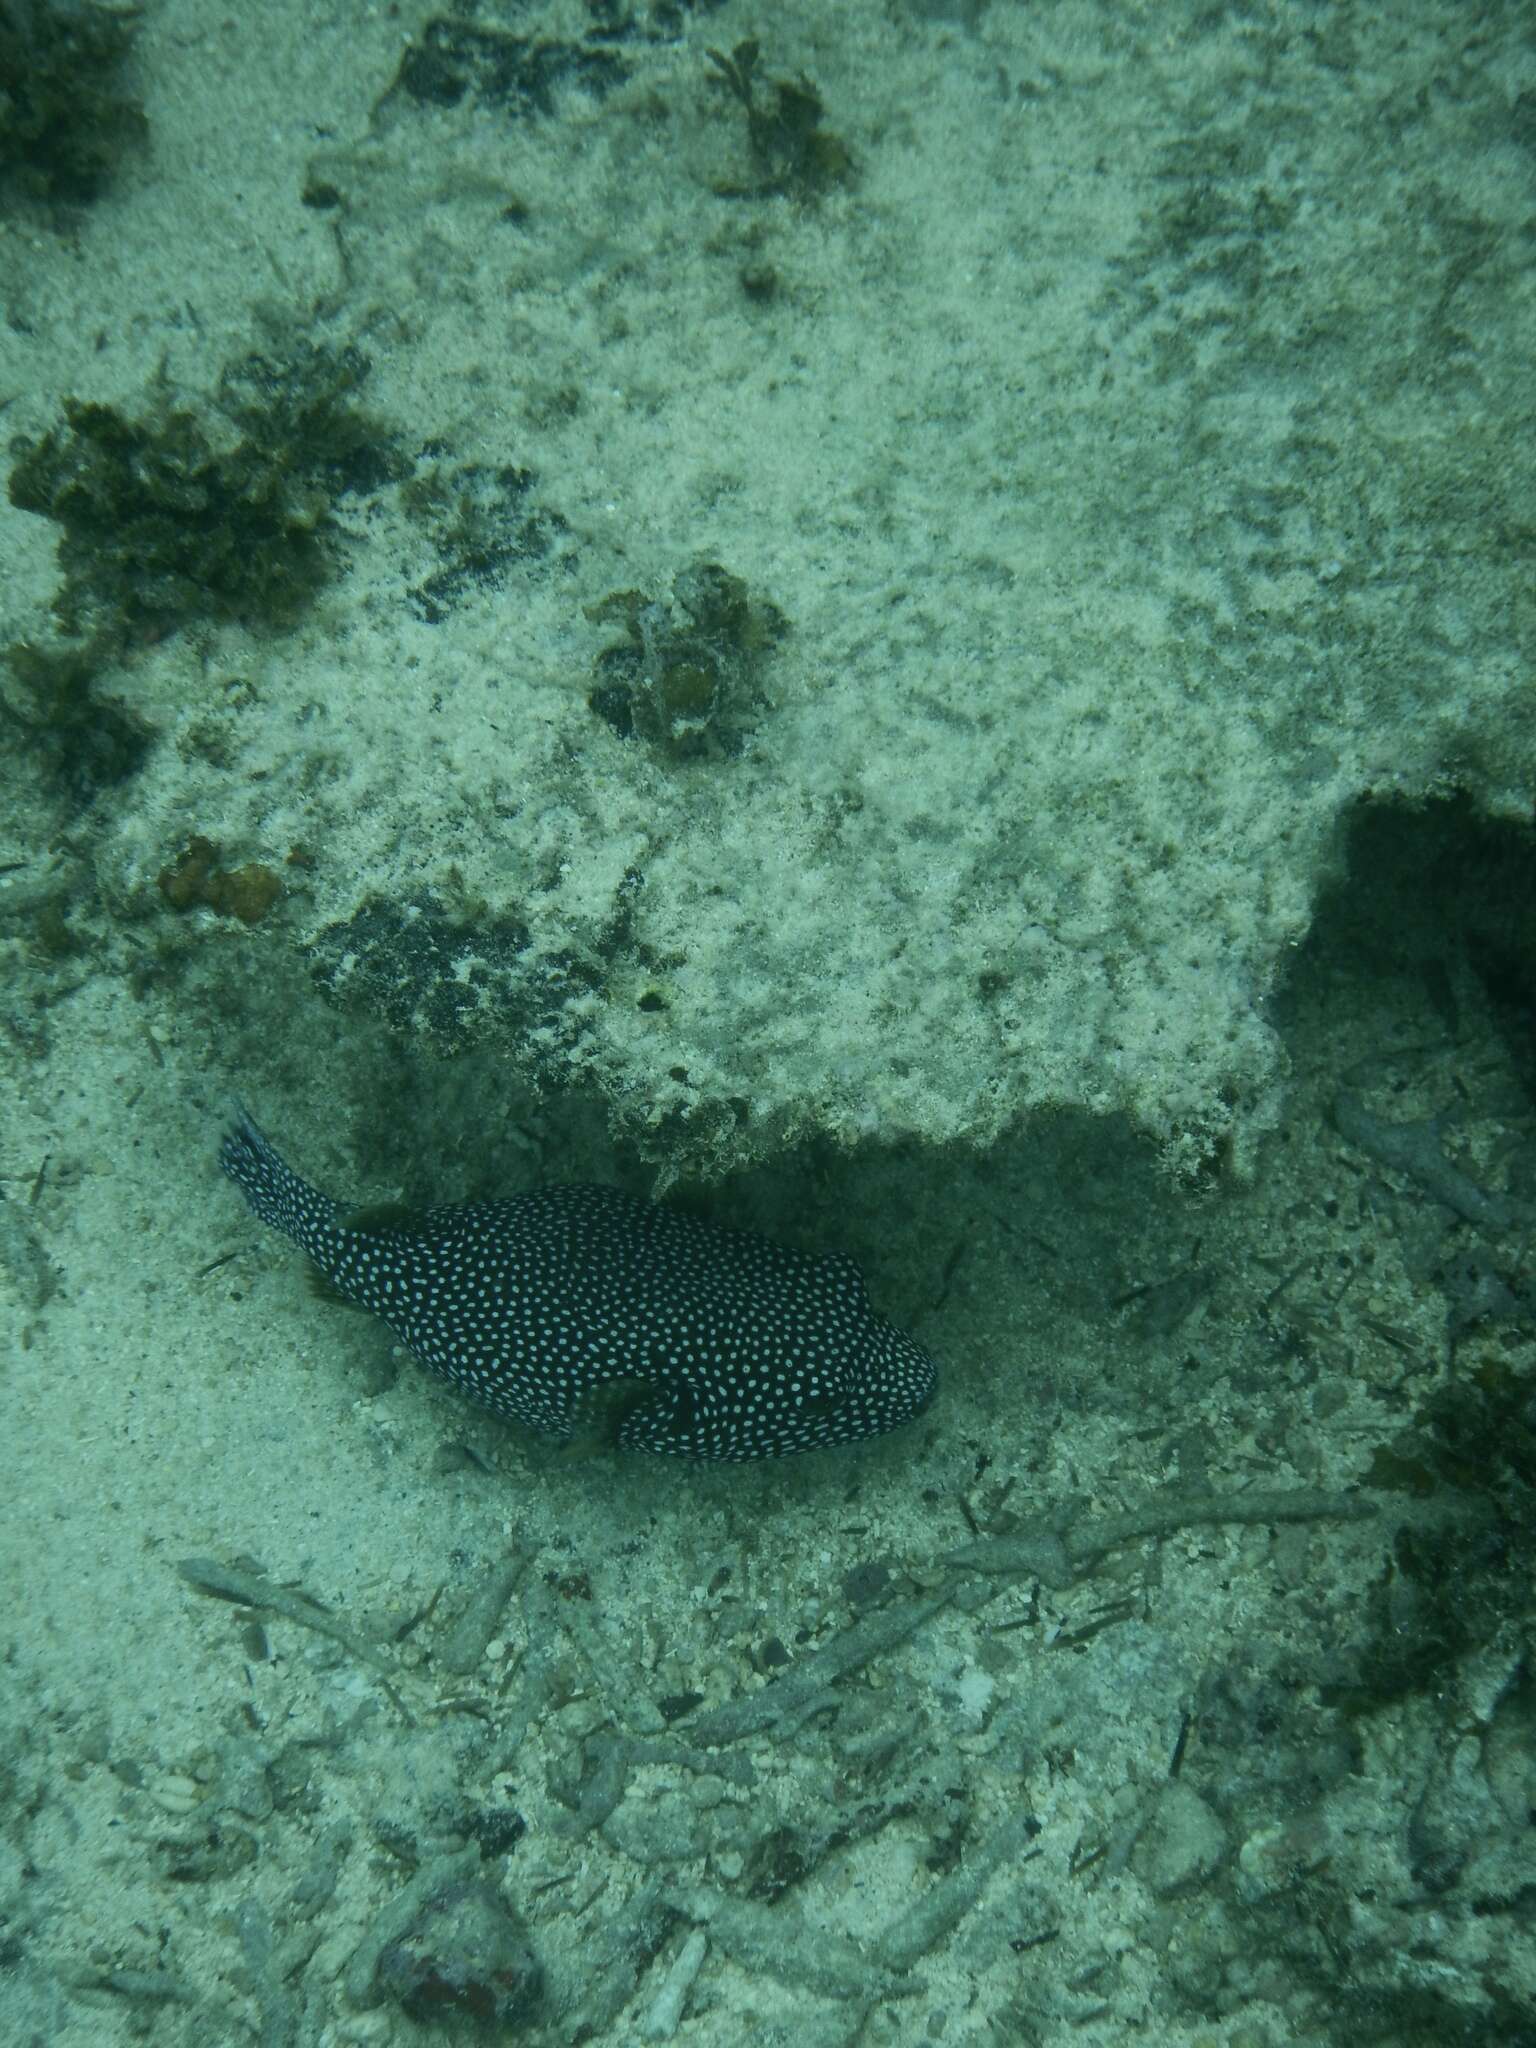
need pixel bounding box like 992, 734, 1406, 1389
557, 1377, 659, 1459
306, 1262, 372, 1310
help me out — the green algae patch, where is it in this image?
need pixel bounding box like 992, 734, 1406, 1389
705, 39, 854, 201
0, 631, 151, 805
0, 0, 145, 210
8, 339, 399, 640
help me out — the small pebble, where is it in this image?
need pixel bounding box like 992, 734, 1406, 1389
147, 1772, 203, 1816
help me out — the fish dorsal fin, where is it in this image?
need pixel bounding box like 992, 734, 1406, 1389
341, 1202, 421, 1236
341, 1202, 469, 1243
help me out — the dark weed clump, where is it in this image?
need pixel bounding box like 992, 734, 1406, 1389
0, 0, 146, 209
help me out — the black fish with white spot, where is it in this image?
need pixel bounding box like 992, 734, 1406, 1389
219, 1109, 937, 1460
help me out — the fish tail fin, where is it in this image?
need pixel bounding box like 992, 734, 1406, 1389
220, 1104, 343, 1261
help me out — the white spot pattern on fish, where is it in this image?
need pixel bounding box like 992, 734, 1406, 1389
219, 1109, 937, 1460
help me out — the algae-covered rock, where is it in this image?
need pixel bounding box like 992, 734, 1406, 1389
375, 1876, 541, 2028
587, 560, 787, 757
